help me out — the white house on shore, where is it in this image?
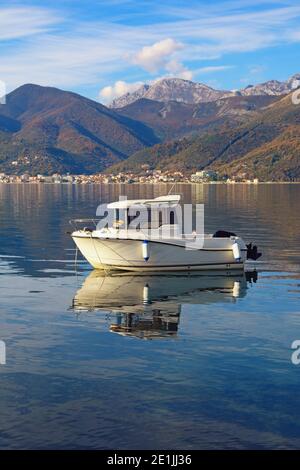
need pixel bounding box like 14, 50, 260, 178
191, 170, 219, 183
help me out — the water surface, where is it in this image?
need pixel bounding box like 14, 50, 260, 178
0, 183, 299, 449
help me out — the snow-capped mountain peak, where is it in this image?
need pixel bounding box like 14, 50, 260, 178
109, 74, 300, 108
110, 78, 233, 108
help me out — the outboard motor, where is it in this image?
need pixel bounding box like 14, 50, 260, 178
213, 230, 262, 261
246, 243, 262, 261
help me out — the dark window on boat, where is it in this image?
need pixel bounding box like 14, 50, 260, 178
159, 210, 163, 227
170, 211, 175, 225
127, 210, 141, 230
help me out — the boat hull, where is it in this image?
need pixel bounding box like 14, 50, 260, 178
72, 233, 246, 272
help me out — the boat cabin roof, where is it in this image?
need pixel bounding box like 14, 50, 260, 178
107, 195, 181, 210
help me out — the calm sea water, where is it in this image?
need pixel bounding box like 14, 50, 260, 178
0, 183, 300, 450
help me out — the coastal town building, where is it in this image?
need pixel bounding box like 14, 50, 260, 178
190, 170, 219, 182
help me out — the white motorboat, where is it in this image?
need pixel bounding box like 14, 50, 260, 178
70, 195, 261, 272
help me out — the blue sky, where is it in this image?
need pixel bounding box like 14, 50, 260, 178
0, 0, 300, 103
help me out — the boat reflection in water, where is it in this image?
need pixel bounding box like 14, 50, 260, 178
71, 270, 258, 340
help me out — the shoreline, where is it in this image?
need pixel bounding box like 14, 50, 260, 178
0, 181, 300, 185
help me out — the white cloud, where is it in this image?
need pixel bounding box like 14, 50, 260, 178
0, 7, 59, 40
195, 65, 235, 75
248, 65, 267, 75
0, 32, 131, 91
99, 80, 143, 103
165, 59, 193, 80
131, 38, 193, 80
132, 38, 183, 73
0, 2, 300, 96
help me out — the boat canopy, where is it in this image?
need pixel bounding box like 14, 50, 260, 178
107, 195, 181, 210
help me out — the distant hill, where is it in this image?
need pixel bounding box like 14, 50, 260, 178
212, 93, 300, 180
0, 84, 159, 175
116, 95, 279, 140
109, 92, 300, 181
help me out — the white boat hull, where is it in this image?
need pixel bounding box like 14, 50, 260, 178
72, 232, 247, 272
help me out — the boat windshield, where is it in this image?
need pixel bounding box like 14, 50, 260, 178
112, 205, 177, 230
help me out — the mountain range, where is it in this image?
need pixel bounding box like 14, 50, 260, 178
115, 94, 278, 141
110, 74, 300, 108
0, 75, 299, 179
111, 91, 300, 181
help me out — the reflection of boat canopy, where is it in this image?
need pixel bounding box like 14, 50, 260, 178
110, 309, 180, 340
106, 195, 181, 210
